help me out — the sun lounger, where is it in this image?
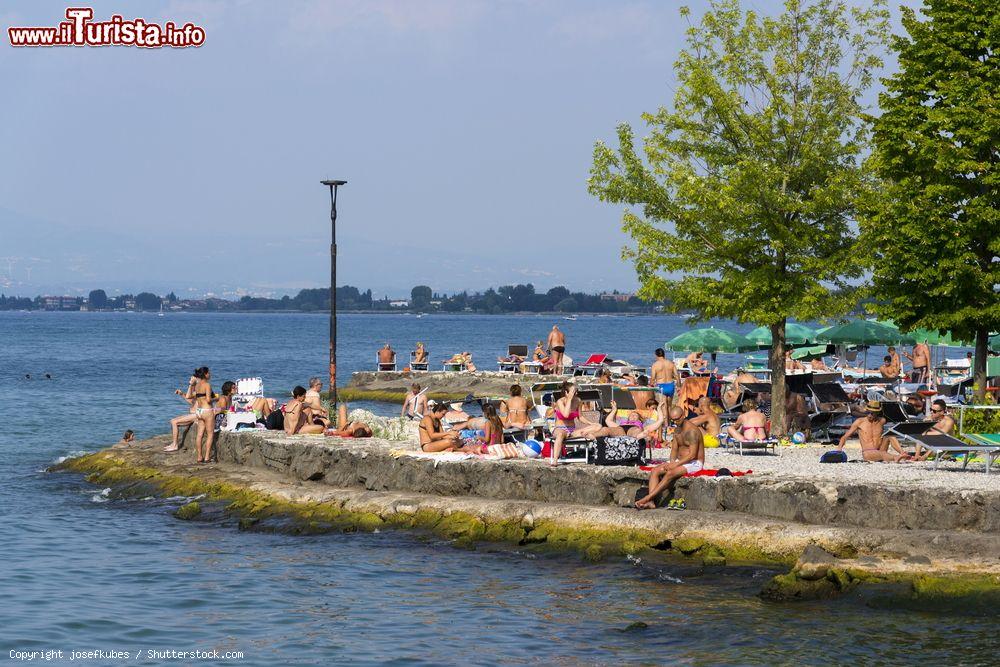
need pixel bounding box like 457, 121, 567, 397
721, 432, 778, 456
889, 430, 1000, 474
442, 359, 468, 372
573, 354, 608, 376
377, 353, 397, 372
410, 351, 429, 372
497, 345, 529, 373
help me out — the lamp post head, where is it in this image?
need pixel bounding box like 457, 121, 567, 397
321, 180, 347, 187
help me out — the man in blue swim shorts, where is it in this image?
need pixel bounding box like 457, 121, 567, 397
650, 348, 679, 406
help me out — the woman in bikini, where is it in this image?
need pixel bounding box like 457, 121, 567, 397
419, 403, 465, 452
549, 382, 582, 466
166, 368, 209, 453
726, 398, 768, 442
501, 384, 531, 428
213, 380, 235, 431
573, 399, 627, 440
325, 403, 373, 438
478, 405, 505, 448
191, 367, 215, 463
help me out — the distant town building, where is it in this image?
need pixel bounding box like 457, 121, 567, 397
42, 296, 81, 311
599, 292, 633, 303
388, 300, 410, 308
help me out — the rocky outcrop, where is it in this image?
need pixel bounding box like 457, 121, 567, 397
211, 431, 1000, 534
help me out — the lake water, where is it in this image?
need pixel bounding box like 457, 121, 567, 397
0, 311, 992, 665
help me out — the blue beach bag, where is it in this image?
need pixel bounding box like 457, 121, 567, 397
819, 450, 848, 463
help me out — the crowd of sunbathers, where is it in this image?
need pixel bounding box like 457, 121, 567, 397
164, 370, 374, 462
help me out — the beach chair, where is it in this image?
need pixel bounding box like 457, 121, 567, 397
889, 422, 1000, 474
497, 345, 529, 373
442, 358, 468, 372
377, 352, 397, 372
410, 351, 429, 372
721, 431, 778, 456
573, 354, 608, 376
223, 377, 264, 431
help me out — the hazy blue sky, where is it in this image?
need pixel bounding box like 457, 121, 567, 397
0, 0, 917, 298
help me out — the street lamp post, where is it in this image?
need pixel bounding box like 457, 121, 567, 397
321, 179, 347, 420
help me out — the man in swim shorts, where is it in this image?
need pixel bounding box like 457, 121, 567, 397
547, 325, 567, 375
650, 348, 678, 406
689, 396, 721, 448
836, 401, 910, 462
635, 428, 705, 509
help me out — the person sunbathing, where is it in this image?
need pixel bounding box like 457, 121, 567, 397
304, 377, 330, 428
635, 428, 705, 510
627, 401, 670, 441
119, 430, 136, 446
726, 399, 769, 442
401, 383, 428, 419
413, 342, 428, 364
418, 403, 464, 452
630, 375, 654, 408
501, 384, 531, 428
166, 370, 202, 452
689, 396, 722, 448
549, 382, 583, 466
810, 357, 829, 371
326, 403, 373, 438
878, 356, 899, 380
912, 400, 955, 460
284, 386, 326, 436
378, 343, 396, 366
784, 350, 804, 372
836, 401, 911, 462
571, 400, 627, 440
686, 351, 708, 374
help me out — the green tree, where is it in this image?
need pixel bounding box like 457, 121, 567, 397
862, 0, 1000, 398
88, 289, 108, 310
134, 292, 161, 311
588, 0, 887, 433
410, 285, 432, 309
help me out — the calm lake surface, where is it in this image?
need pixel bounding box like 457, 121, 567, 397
0, 311, 992, 665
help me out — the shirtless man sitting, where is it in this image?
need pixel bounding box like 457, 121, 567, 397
689, 396, 722, 449
651, 348, 678, 407
912, 399, 955, 460
635, 429, 705, 509
726, 399, 769, 442
284, 386, 326, 435
836, 401, 911, 462
378, 343, 396, 367
878, 356, 899, 380
304, 377, 330, 427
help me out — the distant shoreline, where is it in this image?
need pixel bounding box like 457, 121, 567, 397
0, 309, 678, 317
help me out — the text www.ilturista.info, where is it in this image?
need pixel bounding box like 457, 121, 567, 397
8, 7, 205, 48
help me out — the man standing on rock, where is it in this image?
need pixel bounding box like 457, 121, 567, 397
651, 348, 678, 406
547, 325, 567, 375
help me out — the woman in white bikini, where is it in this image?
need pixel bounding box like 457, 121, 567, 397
191, 367, 215, 463
501, 384, 531, 428
165, 368, 208, 454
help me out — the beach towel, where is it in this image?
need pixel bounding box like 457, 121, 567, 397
638, 465, 752, 477
676, 376, 710, 407
486, 443, 522, 459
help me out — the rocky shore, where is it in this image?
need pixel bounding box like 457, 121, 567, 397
52, 428, 1000, 609
341, 370, 548, 402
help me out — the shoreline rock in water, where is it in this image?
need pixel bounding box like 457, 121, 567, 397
52, 431, 1000, 609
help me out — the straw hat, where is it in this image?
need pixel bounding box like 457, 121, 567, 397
865, 400, 883, 413
449, 402, 465, 412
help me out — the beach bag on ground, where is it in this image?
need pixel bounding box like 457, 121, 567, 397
820, 450, 848, 463
589, 436, 645, 466
264, 410, 284, 431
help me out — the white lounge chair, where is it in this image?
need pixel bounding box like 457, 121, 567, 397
410, 351, 429, 372
377, 353, 397, 372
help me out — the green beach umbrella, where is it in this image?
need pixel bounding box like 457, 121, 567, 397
664, 327, 756, 354
745, 323, 817, 347
818, 319, 914, 346
791, 345, 832, 361
909, 327, 966, 347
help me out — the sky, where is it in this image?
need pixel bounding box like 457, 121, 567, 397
0, 0, 919, 299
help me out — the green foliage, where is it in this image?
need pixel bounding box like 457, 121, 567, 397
861, 0, 1000, 392
134, 292, 161, 311
589, 0, 888, 432
87, 289, 108, 309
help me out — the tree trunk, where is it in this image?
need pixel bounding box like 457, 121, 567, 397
974, 326, 989, 402
769, 319, 787, 437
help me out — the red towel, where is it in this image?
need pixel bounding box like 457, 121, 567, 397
638, 465, 752, 477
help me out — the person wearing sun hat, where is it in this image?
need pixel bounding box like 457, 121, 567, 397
835, 400, 912, 462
